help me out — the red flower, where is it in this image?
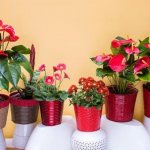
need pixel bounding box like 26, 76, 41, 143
124, 46, 139, 55
144, 44, 150, 49
4, 35, 19, 42
57, 63, 66, 71
96, 80, 105, 88
119, 39, 134, 45
64, 72, 70, 79
109, 54, 126, 72
53, 66, 58, 72
111, 40, 121, 48
78, 77, 86, 85
98, 86, 109, 95
54, 73, 61, 80
0, 50, 8, 57
134, 56, 150, 74
84, 81, 93, 88
38, 64, 46, 71
95, 54, 112, 63
68, 85, 78, 94
0, 20, 3, 26
0, 24, 15, 36
87, 77, 95, 82
45, 76, 54, 85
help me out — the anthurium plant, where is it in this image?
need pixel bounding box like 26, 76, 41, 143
0, 19, 32, 99
68, 77, 109, 108
30, 63, 70, 101
91, 36, 150, 94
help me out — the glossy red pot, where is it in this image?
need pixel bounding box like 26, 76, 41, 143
40, 100, 64, 126
106, 87, 138, 122
143, 85, 150, 118
74, 104, 102, 132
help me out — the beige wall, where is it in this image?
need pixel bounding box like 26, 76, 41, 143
1, 0, 150, 137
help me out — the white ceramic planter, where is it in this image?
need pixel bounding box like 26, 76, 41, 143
144, 116, 150, 135
72, 129, 106, 150
0, 129, 6, 150
101, 115, 150, 150
12, 123, 36, 149
25, 116, 75, 150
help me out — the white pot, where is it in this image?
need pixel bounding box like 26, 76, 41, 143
101, 115, 150, 150
12, 123, 36, 149
0, 129, 6, 150
25, 115, 75, 150
72, 129, 106, 150
144, 116, 150, 135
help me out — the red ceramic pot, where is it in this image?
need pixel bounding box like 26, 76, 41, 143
143, 85, 150, 118
40, 100, 64, 126
74, 104, 102, 132
106, 87, 138, 122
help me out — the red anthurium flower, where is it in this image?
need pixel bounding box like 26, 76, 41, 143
53, 66, 58, 72
0, 20, 3, 26
0, 24, 15, 36
124, 46, 140, 54
64, 72, 70, 79
144, 44, 150, 49
45, 76, 54, 85
57, 63, 66, 71
109, 54, 126, 72
0, 50, 8, 57
54, 73, 61, 80
4, 35, 19, 42
38, 64, 46, 71
95, 54, 112, 63
134, 56, 150, 74
119, 39, 134, 45
111, 40, 121, 48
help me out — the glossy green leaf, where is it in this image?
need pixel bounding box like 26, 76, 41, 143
0, 73, 9, 91
96, 67, 113, 78
12, 45, 30, 54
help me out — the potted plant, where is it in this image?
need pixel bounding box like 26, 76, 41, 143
31, 63, 70, 126
68, 77, 109, 132
91, 36, 141, 122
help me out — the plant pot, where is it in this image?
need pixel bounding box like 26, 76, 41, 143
40, 100, 64, 126
9, 92, 39, 124
143, 85, 150, 118
0, 94, 9, 129
106, 87, 138, 122
74, 104, 102, 132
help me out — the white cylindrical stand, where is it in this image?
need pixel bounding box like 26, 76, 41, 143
101, 115, 150, 150
144, 116, 150, 135
72, 129, 106, 150
12, 123, 36, 149
25, 116, 75, 150
0, 129, 6, 150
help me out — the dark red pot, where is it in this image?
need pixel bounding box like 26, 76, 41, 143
40, 100, 64, 126
143, 85, 150, 118
74, 104, 102, 132
106, 87, 138, 122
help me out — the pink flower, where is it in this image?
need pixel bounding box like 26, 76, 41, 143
95, 54, 112, 63
144, 44, 150, 49
134, 56, 150, 74
53, 66, 58, 72
57, 63, 66, 71
54, 73, 61, 80
119, 39, 134, 45
111, 40, 121, 48
64, 72, 70, 79
124, 46, 140, 54
0, 50, 8, 57
0, 20, 3, 26
45, 76, 54, 85
4, 35, 19, 42
38, 64, 46, 71
109, 54, 126, 72
0, 24, 15, 36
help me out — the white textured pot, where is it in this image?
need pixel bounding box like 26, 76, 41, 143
144, 116, 150, 135
12, 123, 36, 149
101, 115, 150, 150
72, 129, 106, 150
25, 116, 75, 150
0, 129, 6, 150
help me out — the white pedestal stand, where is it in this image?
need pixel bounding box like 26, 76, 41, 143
72, 129, 106, 150
12, 123, 36, 149
0, 129, 6, 150
25, 116, 75, 150
101, 115, 150, 150
144, 116, 150, 135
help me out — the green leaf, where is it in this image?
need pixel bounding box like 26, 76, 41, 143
116, 36, 125, 40
137, 70, 150, 82
12, 45, 30, 54
96, 67, 113, 78
139, 37, 149, 46
59, 91, 68, 100
0, 73, 9, 91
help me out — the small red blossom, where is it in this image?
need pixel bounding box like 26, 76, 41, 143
109, 54, 126, 72
57, 63, 66, 71
64, 72, 70, 79
95, 54, 112, 63
144, 44, 150, 49
96, 81, 105, 88
86, 77, 95, 82
54, 73, 61, 80
38, 64, 46, 71
68, 85, 78, 94
0, 50, 8, 57
124, 46, 139, 55
78, 77, 86, 85
111, 40, 121, 48
53, 66, 58, 72
45, 76, 54, 85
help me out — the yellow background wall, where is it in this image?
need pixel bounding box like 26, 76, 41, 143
1, 0, 150, 137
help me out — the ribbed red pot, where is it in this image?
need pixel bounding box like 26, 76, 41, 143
143, 85, 150, 118
40, 100, 64, 126
106, 87, 138, 122
74, 104, 102, 132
